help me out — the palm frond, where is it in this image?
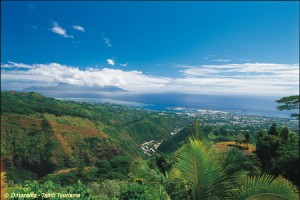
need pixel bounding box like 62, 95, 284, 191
229, 174, 299, 200
217, 148, 261, 176
176, 138, 230, 199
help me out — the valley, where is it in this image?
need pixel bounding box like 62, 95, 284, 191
1, 91, 299, 199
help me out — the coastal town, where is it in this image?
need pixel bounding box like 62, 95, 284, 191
141, 108, 299, 156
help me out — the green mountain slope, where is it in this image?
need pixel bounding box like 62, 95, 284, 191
1, 91, 191, 182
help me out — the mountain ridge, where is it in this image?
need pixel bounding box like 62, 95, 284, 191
21, 83, 127, 92
1, 91, 191, 183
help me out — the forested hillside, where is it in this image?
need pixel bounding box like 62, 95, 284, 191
1, 91, 191, 183
1, 91, 299, 199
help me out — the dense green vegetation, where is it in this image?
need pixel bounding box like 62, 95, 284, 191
159, 121, 300, 188
256, 123, 300, 186
1, 91, 190, 184
1, 91, 299, 199
158, 123, 253, 154
118, 138, 298, 200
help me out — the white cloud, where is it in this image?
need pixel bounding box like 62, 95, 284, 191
183, 63, 299, 78
178, 63, 299, 95
120, 63, 128, 67
107, 59, 115, 66
73, 25, 85, 32
1, 62, 298, 95
1, 62, 170, 92
103, 37, 112, 47
1, 61, 33, 69
51, 22, 73, 38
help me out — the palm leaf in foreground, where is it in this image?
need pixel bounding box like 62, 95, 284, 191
229, 174, 299, 200
216, 148, 261, 177
175, 138, 230, 199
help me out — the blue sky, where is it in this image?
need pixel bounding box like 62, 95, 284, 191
1, 1, 299, 95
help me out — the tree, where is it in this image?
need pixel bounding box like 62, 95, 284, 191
96, 160, 112, 176
268, 123, 279, 136
280, 126, 289, 140
256, 135, 280, 170
276, 95, 299, 119
110, 156, 130, 175
256, 124, 299, 187
256, 129, 265, 140
193, 115, 203, 140
220, 126, 228, 136
244, 132, 250, 149
155, 155, 172, 176
271, 131, 300, 186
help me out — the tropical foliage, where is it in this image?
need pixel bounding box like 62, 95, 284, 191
1, 91, 190, 184
276, 95, 300, 119
256, 123, 300, 186
128, 138, 298, 199
1, 91, 299, 199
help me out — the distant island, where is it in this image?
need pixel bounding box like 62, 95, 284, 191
22, 83, 128, 93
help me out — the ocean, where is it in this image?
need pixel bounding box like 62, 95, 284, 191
36, 90, 294, 118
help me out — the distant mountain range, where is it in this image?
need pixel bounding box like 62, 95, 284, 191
22, 83, 127, 92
